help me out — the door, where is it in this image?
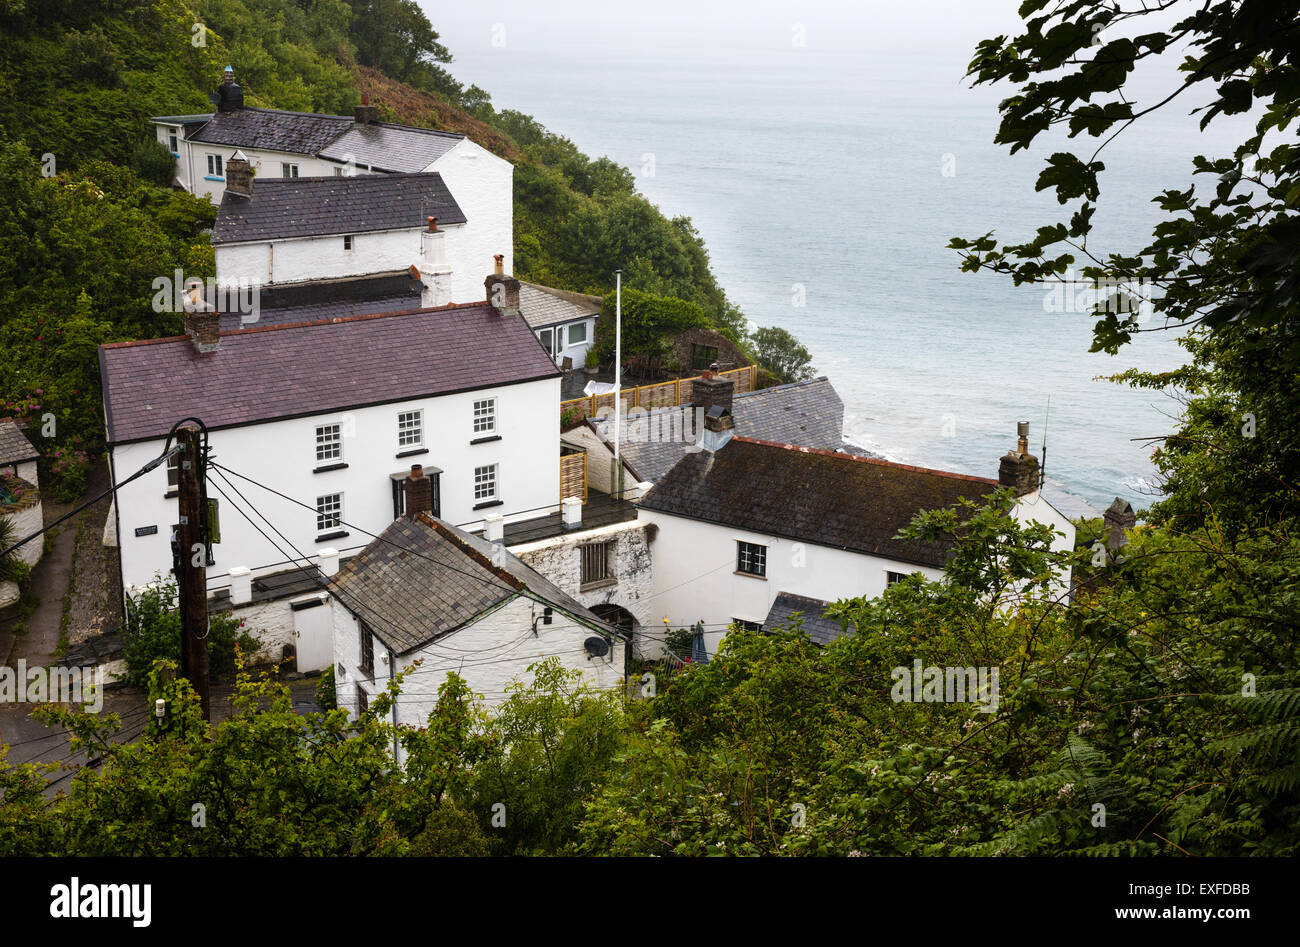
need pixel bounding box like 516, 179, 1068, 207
293, 598, 332, 672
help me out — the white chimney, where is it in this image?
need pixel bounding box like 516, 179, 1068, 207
483, 513, 504, 543
229, 566, 252, 605
318, 548, 340, 577
562, 496, 582, 531
419, 216, 452, 307
629, 480, 654, 501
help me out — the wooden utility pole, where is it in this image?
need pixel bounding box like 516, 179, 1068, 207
175, 424, 211, 721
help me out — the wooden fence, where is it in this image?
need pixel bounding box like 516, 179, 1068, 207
561, 365, 757, 419
559, 444, 587, 502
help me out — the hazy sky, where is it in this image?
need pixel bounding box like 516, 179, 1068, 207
423, 0, 1030, 58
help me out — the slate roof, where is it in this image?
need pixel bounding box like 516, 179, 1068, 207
211, 172, 467, 245
764, 592, 855, 646
218, 272, 423, 331
585, 377, 853, 483
332, 512, 615, 655
519, 282, 602, 330
318, 123, 464, 172
639, 437, 1002, 569
0, 420, 39, 465
98, 303, 561, 445
188, 106, 355, 155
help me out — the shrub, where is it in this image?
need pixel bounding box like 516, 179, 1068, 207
122, 578, 257, 687
129, 138, 177, 189
315, 664, 336, 711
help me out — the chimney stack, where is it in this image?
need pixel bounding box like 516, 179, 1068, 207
998, 420, 1040, 496
354, 92, 379, 125
691, 371, 734, 416
485, 258, 520, 316
224, 149, 253, 198
215, 66, 244, 112
182, 279, 220, 353
1103, 497, 1136, 554
403, 464, 433, 519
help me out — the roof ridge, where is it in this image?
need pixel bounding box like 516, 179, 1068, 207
735, 375, 829, 398
731, 436, 1000, 485
240, 106, 354, 121
417, 513, 526, 591
100, 300, 497, 350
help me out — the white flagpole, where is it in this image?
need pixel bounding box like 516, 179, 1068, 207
614, 269, 622, 497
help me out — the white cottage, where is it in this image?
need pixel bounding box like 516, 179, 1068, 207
99, 272, 567, 668
637, 415, 1076, 657
152, 70, 512, 278
330, 505, 626, 722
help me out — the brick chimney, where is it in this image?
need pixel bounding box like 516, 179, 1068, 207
691, 369, 734, 416
1103, 497, 1136, 554
215, 66, 244, 112
998, 421, 1040, 496
484, 256, 520, 316
403, 464, 433, 519
354, 92, 379, 125
182, 280, 220, 353
224, 149, 253, 198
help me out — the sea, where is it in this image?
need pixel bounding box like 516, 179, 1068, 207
445, 12, 1254, 514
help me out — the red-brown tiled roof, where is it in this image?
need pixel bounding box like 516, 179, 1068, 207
639, 436, 1001, 568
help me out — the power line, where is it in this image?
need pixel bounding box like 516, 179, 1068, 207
0, 444, 183, 560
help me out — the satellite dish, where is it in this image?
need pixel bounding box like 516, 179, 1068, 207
584, 636, 610, 659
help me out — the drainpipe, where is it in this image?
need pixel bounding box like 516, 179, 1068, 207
387, 644, 398, 760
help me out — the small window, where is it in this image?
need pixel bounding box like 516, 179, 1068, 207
333, 166, 343, 176
732, 618, 763, 632
316, 493, 342, 534
167, 452, 180, 487
315, 424, 341, 463
359, 627, 374, 677
343, 234, 354, 251
567, 321, 587, 345
473, 398, 496, 435
206, 153, 223, 177
737, 541, 767, 577
886, 571, 909, 586
398, 409, 423, 448
355, 682, 368, 716
167, 130, 178, 153
474, 464, 497, 502
538, 327, 554, 357
581, 541, 613, 586
692, 343, 719, 371
282, 162, 298, 178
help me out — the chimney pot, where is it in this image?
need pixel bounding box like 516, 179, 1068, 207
427, 216, 438, 232
493, 254, 505, 275
999, 421, 1039, 496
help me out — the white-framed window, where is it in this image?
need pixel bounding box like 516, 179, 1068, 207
398, 409, 423, 448
315, 423, 342, 463
737, 541, 767, 577
473, 398, 496, 435
316, 493, 342, 533
567, 321, 587, 345
167, 130, 178, 153
166, 452, 180, 488
474, 464, 498, 502
343, 234, 354, 251
206, 153, 223, 177
282, 162, 299, 178
333, 166, 343, 176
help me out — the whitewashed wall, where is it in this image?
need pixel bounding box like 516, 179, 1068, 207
332, 593, 625, 729
215, 222, 483, 301
420, 139, 514, 288
1, 499, 43, 569
512, 520, 654, 656
110, 374, 561, 591
1011, 488, 1077, 598
637, 509, 944, 657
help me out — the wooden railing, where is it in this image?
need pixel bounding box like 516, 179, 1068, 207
561, 365, 758, 419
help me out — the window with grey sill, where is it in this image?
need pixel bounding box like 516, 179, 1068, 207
737, 541, 767, 577
316, 492, 342, 534
398, 408, 423, 449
